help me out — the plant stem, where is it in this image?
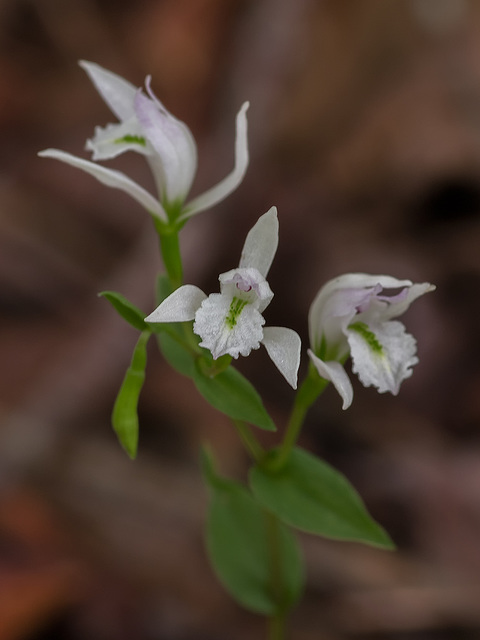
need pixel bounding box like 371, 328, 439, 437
232, 419, 265, 462
274, 365, 328, 469
268, 612, 286, 640
265, 510, 287, 640
155, 220, 183, 288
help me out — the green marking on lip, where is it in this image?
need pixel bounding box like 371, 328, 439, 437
348, 321, 384, 356
225, 297, 248, 329
114, 134, 147, 146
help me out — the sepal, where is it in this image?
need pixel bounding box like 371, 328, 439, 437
179, 101, 250, 220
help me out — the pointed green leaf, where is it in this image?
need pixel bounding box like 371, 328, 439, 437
193, 363, 275, 431
203, 450, 304, 615
112, 331, 150, 458
100, 291, 147, 331
250, 447, 394, 549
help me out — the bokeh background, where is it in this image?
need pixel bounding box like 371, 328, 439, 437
1, 0, 479, 638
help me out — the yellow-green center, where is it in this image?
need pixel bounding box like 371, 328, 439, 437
225, 297, 248, 329
348, 321, 384, 356
114, 134, 147, 146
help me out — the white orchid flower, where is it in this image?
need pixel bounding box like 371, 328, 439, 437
39, 61, 249, 224
145, 207, 301, 388
308, 274, 435, 409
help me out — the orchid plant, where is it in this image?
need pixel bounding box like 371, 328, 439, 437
40, 61, 435, 640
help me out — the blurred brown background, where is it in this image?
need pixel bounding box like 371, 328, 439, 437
0, 0, 478, 638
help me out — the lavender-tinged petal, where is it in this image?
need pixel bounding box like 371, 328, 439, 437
134, 90, 197, 202
380, 282, 436, 321
308, 350, 354, 410
309, 286, 379, 353
179, 102, 249, 220
308, 274, 414, 351
239, 206, 279, 278
145, 285, 206, 323
38, 149, 167, 221
219, 267, 273, 312
262, 326, 301, 389
79, 60, 137, 121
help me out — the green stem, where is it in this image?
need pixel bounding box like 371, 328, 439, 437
232, 419, 265, 462
274, 365, 328, 470
268, 612, 286, 640
154, 218, 183, 289
265, 510, 287, 640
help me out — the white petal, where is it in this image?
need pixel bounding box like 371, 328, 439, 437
239, 206, 279, 277
38, 149, 167, 221
194, 293, 264, 359
79, 60, 137, 121
381, 282, 436, 321
308, 274, 413, 348
86, 119, 150, 161
219, 267, 273, 312
179, 101, 249, 220
145, 285, 206, 323
308, 350, 353, 410
347, 320, 418, 395
134, 90, 197, 203
262, 326, 301, 389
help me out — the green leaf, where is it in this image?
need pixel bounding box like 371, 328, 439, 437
193, 363, 276, 431
99, 291, 147, 331
203, 449, 304, 615
112, 331, 150, 459
156, 330, 195, 377
250, 447, 394, 549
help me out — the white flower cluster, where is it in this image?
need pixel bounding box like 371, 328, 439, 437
40, 62, 435, 404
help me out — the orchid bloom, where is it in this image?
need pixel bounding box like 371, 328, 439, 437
39, 61, 249, 224
307, 274, 435, 409
145, 207, 301, 388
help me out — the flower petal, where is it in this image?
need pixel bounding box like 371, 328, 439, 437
179, 101, 249, 220
193, 292, 264, 359
308, 350, 353, 410
86, 119, 150, 161
145, 285, 207, 323
347, 320, 418, 395
38, 149, 167, 221
134, 89, 197, 203
308, 274, 413, 346
219, 267, 273, 312
262, 326, 301, 389
239, 206, 279, 278
79, 60, 137, 121
380, 282, 436, 321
